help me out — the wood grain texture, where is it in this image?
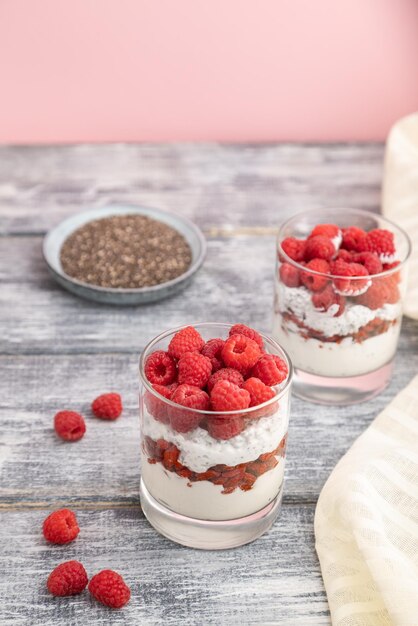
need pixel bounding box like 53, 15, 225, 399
0, 506, 330, 626
0, 350, 417, 509
1, 142, 415, 625
0, 143, 383, 235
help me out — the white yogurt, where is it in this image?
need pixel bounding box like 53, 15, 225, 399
143, 407, 288, 473
141, 459, 285, 520
273, 315, 401, 377
275, 281, 401, 337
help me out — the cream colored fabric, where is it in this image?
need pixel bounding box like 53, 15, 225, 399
382, 112, 418, 320
315, 375, 418, 626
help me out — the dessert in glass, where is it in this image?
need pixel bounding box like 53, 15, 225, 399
139, 323, 292, 549
274, 208, 411, 405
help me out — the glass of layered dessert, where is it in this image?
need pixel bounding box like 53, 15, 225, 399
274, 208, 411, 405
139, 322, 292, 549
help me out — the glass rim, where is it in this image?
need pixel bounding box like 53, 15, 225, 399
139, 322, 293, 416
277, 207, 412, 280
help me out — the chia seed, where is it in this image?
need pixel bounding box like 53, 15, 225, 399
60, 214, 192, 289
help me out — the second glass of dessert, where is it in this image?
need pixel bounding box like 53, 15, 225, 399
139, 322, 292, 549
274, 208, 411, 404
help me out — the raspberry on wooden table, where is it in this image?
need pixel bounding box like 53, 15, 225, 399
201, 338, 225, 372
43, 509, 80, 544
88, 569, 131, 609
300, 259, 330, 292
229, 324, 264, 350
243, 377, 275, 407
221, 334, 262, 375
54, 410, 86, 442
144, 350, 177, 385
178, 352, 212, 388
210, 380, 251, 412
207, 367, 244, 393
168, 326, 205, 360
251, 354, 288, 386
92, 393, 122, 420
280, 237, 305, 262
304, 235, 335, 261
47, 560, 88, 597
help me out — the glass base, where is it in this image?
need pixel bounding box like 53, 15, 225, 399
292, 361, 393, 405
140, 479, 283, 550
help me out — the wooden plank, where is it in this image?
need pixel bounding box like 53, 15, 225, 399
0, 350, 416, 507
0, 234, 279, 354
0, 505, 330, 625
0, 143, 383, 235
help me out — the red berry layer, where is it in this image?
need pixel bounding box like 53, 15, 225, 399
144, 435, 287, 494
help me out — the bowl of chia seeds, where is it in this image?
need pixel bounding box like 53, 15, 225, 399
43, 205, 206, 305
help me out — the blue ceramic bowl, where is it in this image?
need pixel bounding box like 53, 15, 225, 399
43, 204, 206, 305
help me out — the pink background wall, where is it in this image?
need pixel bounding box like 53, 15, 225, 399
1, 0, 418, 144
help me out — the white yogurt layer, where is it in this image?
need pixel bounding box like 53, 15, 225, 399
275, 280, 401, 337
273, 316, 400, 377
143, 408, 288, 473
141, 459, 285, 520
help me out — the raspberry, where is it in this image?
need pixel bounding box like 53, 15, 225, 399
144, 384, 174, 423
47, 561, 88, 597
279, 262, 300, 288
229, 324, 264, 350
43, 508, 80, 544
330, 260, 370, 295
168, 326, 205, 359
353, 251, 383, 275
359, 228, 396, 261
207, 415, 244, 440
310, 224, 340, 240
280, 237, 305, 262
221, 334, 262, 375
178, 352, 212, 388
170, 384, 209, 432
201, 338, 225, 372
207, 367, 244, 393
92, 393, 122, 420
336, 248, 354, 262
210, 380, 251, 412
144, 350, 177, 385
251, 354, 288, 386
356, 276, 399, 309
300, 259, 330, 292
312, 284, 345, 316
54, 410, 86, 442
304, 236, 335, 261
88, 570, 131, 609
341, 226, 367, 251
384, 276, 400, 303
243, 377, 275, 407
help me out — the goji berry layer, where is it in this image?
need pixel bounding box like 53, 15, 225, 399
144, 435, 287, 494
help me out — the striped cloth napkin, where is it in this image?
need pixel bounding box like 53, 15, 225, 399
382, 112, 418, 320
315, 375, 418, 625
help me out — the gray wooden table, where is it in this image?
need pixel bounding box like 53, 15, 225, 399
1, 143, 417, 625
